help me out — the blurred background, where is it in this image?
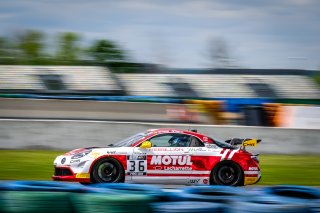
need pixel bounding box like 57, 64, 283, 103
0, 0, 319, 186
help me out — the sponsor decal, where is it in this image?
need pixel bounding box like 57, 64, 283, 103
127, 155, 146, 160
61, 157, 66, 164
137, 155, 147, 160
115, 151, 128, 154
70, 159, 80, 163
90, 151, 101, 158
151, 155, 192, 166
126, 172, 146, 176
188, 179, 200, 184
187, 147, 206, 152
206, 144, 218, 149
153, 166, 163, 170
163, 166, 192, 171
71, 150, 91, 159
151, 147, 184, 152
76, 173, 90, 179
243, 139, 257, 147
107, 150, 116, 154
244, 171, 260, 175
203, 137, 208, 141
203, 179, 209, 184
248, 167, 259, 171
157, 130, 182, 134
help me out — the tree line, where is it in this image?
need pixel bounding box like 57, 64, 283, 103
0, 30, 128, 66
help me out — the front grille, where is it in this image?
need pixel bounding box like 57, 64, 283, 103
54, 167, 73, 176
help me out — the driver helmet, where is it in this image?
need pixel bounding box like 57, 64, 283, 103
169, 136, 189, 147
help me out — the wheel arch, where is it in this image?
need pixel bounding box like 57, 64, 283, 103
210, 160, 244, 186
89, 155, 126, 183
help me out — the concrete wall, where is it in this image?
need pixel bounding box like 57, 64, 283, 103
0, 119, 319, 154
0, 98, 178, 122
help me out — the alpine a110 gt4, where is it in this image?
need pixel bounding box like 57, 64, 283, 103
53, 128, 261, 186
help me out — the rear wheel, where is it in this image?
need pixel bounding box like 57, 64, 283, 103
91, 158, 124, 183
211, 161, 243, 186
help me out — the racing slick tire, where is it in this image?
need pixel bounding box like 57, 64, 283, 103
211, 161, 243, 186
91, 158, 125, 183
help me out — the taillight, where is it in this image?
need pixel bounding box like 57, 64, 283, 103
251, 155, 259, 163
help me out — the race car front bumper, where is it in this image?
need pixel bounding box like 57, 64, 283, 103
52, 166, 91, 183
53, 154, 93, 183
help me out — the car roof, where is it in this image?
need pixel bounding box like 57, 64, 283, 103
147, 128, 214, 143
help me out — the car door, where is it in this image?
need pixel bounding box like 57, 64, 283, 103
131, 133, 193, 184
187, 136, 212, 185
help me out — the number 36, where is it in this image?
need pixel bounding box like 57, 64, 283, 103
129, 160, 145, 172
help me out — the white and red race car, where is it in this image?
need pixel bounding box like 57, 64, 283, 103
53, 128, 261, 186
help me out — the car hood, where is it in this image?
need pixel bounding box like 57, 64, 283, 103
64, 147, 101, 156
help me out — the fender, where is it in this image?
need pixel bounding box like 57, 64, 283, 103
89, 155, 127, 174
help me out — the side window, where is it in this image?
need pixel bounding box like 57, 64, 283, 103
148, 134, 173, 147
147, 133, 191, 147
189, 136, 205, 147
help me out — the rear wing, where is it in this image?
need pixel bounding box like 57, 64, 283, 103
225, 138, 261, 149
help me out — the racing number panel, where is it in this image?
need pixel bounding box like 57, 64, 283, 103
126, 155, 147, 176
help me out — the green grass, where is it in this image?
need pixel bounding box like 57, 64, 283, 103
0, 150, 319, 185
258, 155, 320, 186
0, 150, 64, 180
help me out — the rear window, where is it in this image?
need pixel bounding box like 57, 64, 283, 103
211, 137, 235, 149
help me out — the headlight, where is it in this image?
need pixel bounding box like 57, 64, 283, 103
71, 150, 91, 159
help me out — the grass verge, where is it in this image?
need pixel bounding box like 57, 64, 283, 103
0, 150, 64, 180
259, 155, 320, 185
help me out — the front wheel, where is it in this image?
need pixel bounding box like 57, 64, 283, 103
91, 158, 124, 183
211, 161, 243, 186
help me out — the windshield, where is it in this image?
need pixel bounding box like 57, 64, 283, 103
111, 131, 153, 147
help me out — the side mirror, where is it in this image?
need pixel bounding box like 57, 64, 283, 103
140, 141, 152, 149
